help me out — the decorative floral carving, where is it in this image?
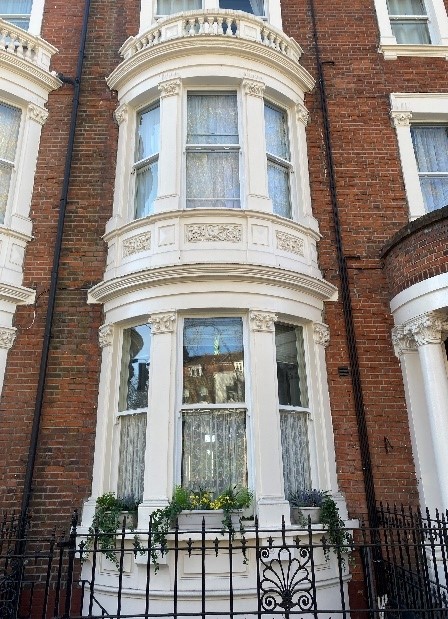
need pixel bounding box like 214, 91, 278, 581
186, 224, 242, 243
149, 313, 176, 334
249, 311, 277, 332
114, 104, 128, 125
313, 323, 330, 348
158, 78, 181, 98
390, 111, 412, 128
27, 103, 49, 126
0, 328, 16, 350
296, 102, 310, 126
276, 230, 304, 256
242, 78, 266, 98
123, 232, 151, 257
403, 312, 448, 347
391, 325, 417, 357
99, 324, 113, 348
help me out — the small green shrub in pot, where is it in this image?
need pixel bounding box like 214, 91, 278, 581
289, 488, 329, 525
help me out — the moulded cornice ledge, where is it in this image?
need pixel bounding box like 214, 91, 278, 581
0, 53, 62, 92
87, 264, 338, 304
0, 283, 36, 305
379, 43, 448, 60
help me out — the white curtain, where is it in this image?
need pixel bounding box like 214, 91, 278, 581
387, 0, 425, 15
157, 0, 201, 15
0, 102, 21, 162
117, 413, 147, 502
0, 164, 12, 223
280, 411, 311, 500
134, 161, 158, 218
186, 152, 239, 208
249, 0, 264, 15
411, 126, 448, 212
187, 94, 238, 145
264, 104, 289, 160
0, 0, 32, 13
267, 162, 291, 218
182, 409, 247, 494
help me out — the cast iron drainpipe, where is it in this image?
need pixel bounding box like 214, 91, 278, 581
308, 0, 378, 529
19, 0, 92, 534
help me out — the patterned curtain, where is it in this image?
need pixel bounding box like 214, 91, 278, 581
117, 413, 147, 502
280, 411, 311, 500
182, 409, 247, 494
411, 127, 448, 212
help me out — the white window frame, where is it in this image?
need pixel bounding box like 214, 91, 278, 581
0, 101, 22, 225
264, 100, 293, 219
0, 0, 45, 35
139, 0, 283, 33
133, 102, 160, 220
374, 0, 448, 58
390, 93, 448, 220
175, 313, 252, 493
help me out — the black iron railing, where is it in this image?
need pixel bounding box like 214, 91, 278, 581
1, 505, 447, 619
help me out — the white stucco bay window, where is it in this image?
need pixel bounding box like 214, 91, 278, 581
391, 93, 448, 219
374, 0, 448, 58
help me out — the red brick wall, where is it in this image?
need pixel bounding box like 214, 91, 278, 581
382, 207, 448, 299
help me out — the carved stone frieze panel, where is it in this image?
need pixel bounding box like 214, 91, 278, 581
249, 311, 277, 332
185, 224, 242, 243
276, 230, 304, 256
149, 313, 176, 334
123, 232, 151, 257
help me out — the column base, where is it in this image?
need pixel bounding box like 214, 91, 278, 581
256, 498, 291, 527
138, 499, 170, 527
153, 194, 179, 214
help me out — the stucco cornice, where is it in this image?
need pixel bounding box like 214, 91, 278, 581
88, 264, 337, 305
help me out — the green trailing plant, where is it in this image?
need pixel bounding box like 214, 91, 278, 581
319, 496, 353, 567
149, 486, 253, 571
84, 493, 142, 568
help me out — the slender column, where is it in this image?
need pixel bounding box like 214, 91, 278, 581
392, 325, 441, 512
294, 102, 316, 228
139, 312, 177, 522
242, 78, 272, 213
404, 312, 448, 510
82, 324, 116, 526
106, 104, 130, 234
153, 78, 182, 214
249, 310, 290, 526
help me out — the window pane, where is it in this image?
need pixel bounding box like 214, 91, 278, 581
387, 0, 426, 15
136, 106, 160, 163
0, 163, 12, 223
280, 411, 311, 499
117, 412, 146, 502
187, 94, 238, 145
186, 151, 240, 209
264, 104, 289, 160
183, 317, 244, 405
268, 161, 291, 218
119, 325, 151, 412
275, 324, 308, 408
0, 102, 21, 162
134, 160, 158, 218
419, 177, 448, 212
411, 127, 448, 172
182, 409, 247, 494
391, 21, 431, 43
219, 0, 264, 15
157, 0, 201, 15
0, 0, 32, 13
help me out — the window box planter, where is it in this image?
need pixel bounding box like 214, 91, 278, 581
177, 509, 241, 531
290, 506, 320, 525
117, 511, 138, 529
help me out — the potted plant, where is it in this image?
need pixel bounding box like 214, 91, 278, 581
84, 492, 141, 567
289, 488, 329, 525
149, 485, 253, 570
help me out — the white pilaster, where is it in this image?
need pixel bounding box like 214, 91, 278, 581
249, 310, 290, 526
242, 78, 272, 214
139, 312, 177, 522
404, 312, 448, 510
294, 102, 318, 231
83, 323, 116, 525
153, 78, 182, 214
107, 103, 131, 233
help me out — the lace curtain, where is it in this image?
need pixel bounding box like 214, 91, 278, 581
182, 409, 247, 494
387, 0, 430, 43
135, 161, 158, 219
387, 0, 425, 14
411, 126, 448, 212
134, 106, 159, 218
117, 412, 147, 502
264, 103, 291, 218
280, 411, 311, 499
0, 103, 21, 221
157, 0, 201, 15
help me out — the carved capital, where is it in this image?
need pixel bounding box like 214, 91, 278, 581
403, 311, 448, 347
114, 104, 128, 125
123, 232, 151, 257
276, 230, 304, 256
249, 311, 277, 332
313, 323, 330, 348
242, 78, 266, 98
158, 78, 181, 98
149, 312, 176, 334
99, 324, 113, 348
185, 224, 242, 243
391, 325, 417, 357
296, 102, 310, 126
390, 110, 412, 128
0, 327, 16, 350
27, 103, 49, 126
